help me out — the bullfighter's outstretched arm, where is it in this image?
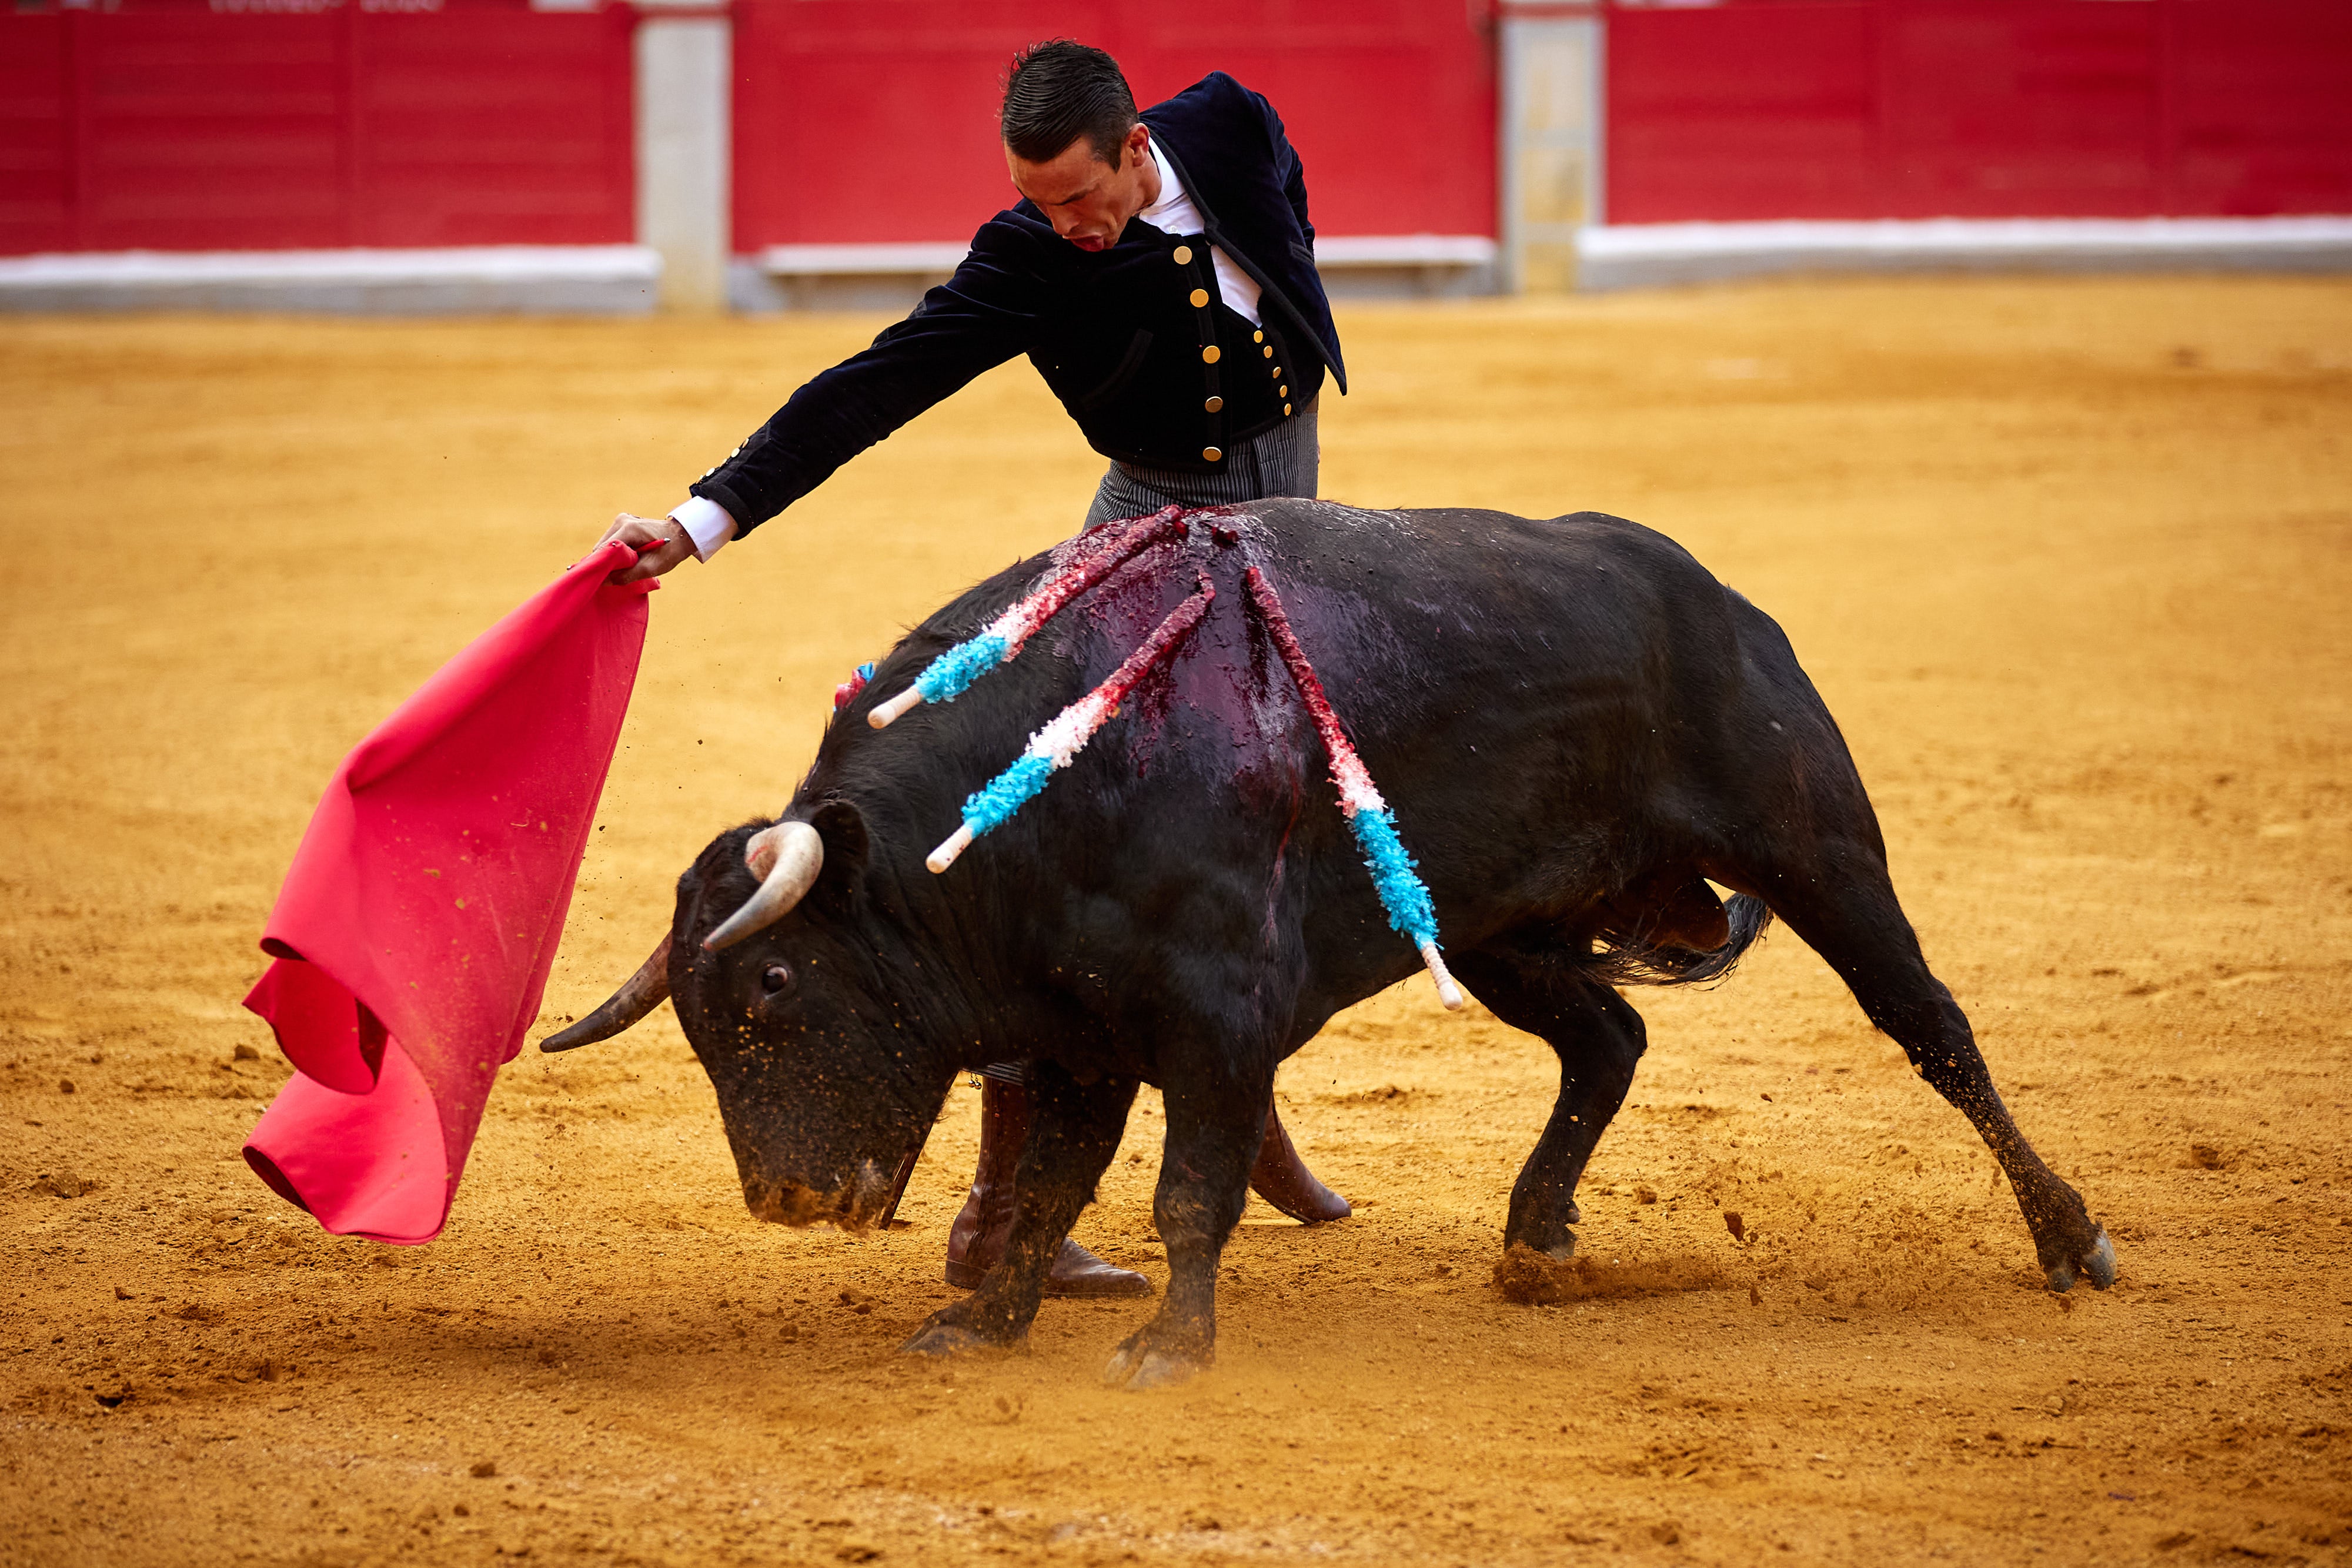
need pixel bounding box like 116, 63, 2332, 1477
594, 226, 1044, 583
689, 233, 1043, 539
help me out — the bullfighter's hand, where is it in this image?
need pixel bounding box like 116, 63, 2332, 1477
600, 512, 697, 584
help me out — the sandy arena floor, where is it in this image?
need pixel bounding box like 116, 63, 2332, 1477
3, 277, 2349, 1567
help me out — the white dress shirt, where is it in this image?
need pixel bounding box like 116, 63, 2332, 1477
668, 136, 1264, 562
1137, 139, 1261, 327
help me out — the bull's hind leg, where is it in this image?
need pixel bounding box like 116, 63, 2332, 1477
1752, 841, 2114, 1292
900, 1064, 1137, 1358
1453, 935, 1647, 1259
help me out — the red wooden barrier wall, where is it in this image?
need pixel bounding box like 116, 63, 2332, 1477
5, 0, 2345, 261
729, 0, 1500, 250
0, 0, 633, 256
1606, 0, 2352, 225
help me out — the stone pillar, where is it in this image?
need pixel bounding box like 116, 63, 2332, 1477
634, 1, 732, 312
1499, 4, 1604, 293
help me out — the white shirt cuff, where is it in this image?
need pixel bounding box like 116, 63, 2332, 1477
669, 496, 737, 561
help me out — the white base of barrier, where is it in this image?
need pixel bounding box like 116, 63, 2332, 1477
9, 220, 2338, 313
733, 235, 1501, 311
0, 246, 663, 315
1577, 216, 2352, 290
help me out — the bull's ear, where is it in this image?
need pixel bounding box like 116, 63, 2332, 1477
808, 799, 868, 871
807, 799, 869, 907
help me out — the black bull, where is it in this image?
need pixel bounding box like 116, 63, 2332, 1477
546, 500, 2114, 1388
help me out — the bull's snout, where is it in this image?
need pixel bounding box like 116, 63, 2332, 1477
740, 1159, 900, 1233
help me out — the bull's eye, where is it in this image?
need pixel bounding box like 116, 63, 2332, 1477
760, 964, 791, 995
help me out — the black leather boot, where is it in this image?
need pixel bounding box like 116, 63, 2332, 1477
944, 1074, 1150, 1298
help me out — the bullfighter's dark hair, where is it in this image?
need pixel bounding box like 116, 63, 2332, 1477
1000, 39, 1138, 166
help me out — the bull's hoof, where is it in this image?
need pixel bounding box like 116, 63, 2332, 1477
1102, 1344, 1204, 1391
1102, 1327, 1211, 1392
898, 1322, 1007, 1359
1500, 1223, 1576, 1262
2044, 1229, 2117, 1294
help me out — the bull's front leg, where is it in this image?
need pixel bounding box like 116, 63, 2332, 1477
1103, 1054, 1270, 1390
900, 1063, 1136, 1358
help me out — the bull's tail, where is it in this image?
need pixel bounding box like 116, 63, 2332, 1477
1582, 893, 1772, 988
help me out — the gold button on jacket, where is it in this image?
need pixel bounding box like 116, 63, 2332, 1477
1262, 345, 1274, 358
1204, 395, 1223, 412
1201, 345, 1221, 364
1202, 446, 1223, 462
1172, 245, 1193, 265
1188, 287, 1210, 308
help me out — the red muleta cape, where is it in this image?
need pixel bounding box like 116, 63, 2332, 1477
242, 540, 652, 1244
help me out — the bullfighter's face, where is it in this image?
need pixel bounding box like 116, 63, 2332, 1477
1007, 122, 1158, 252
662, 813, 950, 1231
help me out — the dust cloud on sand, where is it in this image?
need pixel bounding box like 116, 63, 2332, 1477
4, 278, 2350, 1565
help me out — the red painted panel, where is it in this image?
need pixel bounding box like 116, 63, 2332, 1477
1606, 0, 2352, 224
731, 2, 1089, 250
353, 8, 634, 246
1606, 4, 1879, 222
730, 0, 1498, 250
77, 14, 348, 251
1882, 4, 2162, 218
0, 17, 72, 254
2171, 0, 2352, 217
0, 2, 630, 256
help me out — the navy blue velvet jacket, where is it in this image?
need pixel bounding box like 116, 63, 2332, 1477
690, 72, 1345, 537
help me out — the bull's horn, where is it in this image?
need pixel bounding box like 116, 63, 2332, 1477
540, 935, 671, 1052
702, 820, 824, 951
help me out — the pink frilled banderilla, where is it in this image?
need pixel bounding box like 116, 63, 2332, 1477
866, 506, 1193, 731
1240, 565, 1463, 1010
869, 508, 1464, 1012
921, 567, 1217, 876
